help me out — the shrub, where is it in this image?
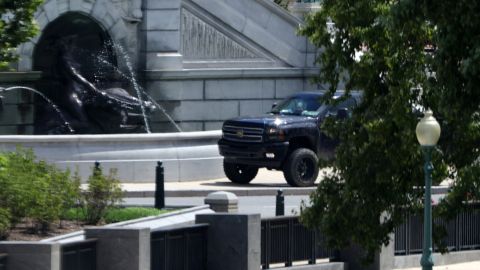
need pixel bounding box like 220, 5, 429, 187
0, 207, 11, 240
81, 162, 123, 225
0, 147, 80, 233
24, 160, 79, 231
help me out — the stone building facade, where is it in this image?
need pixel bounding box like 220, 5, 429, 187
11, 0, 322, 133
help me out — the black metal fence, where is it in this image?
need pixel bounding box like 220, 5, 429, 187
61, 239, 97, 270
395, 204, 480, 255
0, 253, 7, 270
261, 216, 336, 269
151, 224, 209, 270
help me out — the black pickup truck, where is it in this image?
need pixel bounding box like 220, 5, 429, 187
218, 91, 361, 187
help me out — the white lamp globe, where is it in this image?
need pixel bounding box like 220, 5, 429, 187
416, 110, 441, 146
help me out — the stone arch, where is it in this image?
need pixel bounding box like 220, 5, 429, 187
32, 12, 117, 102
18, 0, 131, 71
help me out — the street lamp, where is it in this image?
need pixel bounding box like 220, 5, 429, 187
415, 109, 441, 270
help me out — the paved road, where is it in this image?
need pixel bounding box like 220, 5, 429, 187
122, 168, 315, 217
121, 168, 446, 216
124, 195, 310, 217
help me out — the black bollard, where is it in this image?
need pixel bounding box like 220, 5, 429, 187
94, 161, 101, 175
275, 189, 284, 216
154, 161, 165, 209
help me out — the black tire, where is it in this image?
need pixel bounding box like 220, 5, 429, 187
223, 161, 258, 184
283, 148, 319, 187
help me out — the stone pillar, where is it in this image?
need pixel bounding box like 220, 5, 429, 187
141, 0, 183, 70
196, 213, 261, 270
0, 242, 60, 270
204, 191, 238, 213
85, 227, 150, 270
335, 234, 395, 270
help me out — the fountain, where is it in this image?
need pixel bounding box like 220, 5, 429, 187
0, 86, 74, 134
29, 12, 160, 135
0, 0, 319, 182
0, 12, 223, 182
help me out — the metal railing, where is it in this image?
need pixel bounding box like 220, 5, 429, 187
261, 216, 336, 269
0, 253, 7, 270
61, 239, 97, 270
395, 204, 480, 255
151, 224, 209, 270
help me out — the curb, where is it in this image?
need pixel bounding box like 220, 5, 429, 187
124, 188, 317, 198
122, 185, 449, 198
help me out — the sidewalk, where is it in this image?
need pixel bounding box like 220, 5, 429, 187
394, 261, 480, 270
121, 168, 322, 197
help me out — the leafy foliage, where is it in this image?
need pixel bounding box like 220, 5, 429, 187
80, 163, 123, 225
299, 0, 480, 261
0, 0, 44, 70
0, 147, 80, 233
0, 207, 11, 240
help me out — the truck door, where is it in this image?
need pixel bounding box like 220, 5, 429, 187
318, 97, 357, 159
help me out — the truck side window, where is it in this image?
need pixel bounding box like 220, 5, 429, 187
327, 98, 356, 118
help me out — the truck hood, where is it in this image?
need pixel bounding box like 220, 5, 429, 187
223, 114, 316, 128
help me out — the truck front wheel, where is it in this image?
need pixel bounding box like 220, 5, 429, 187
223, 161, 258, 184
283, 148, 319, 187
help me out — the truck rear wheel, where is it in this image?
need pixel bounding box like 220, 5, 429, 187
283, 148, 319, 187
223, 161, 258, 184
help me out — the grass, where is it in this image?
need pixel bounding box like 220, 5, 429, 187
64, 207, 170, 224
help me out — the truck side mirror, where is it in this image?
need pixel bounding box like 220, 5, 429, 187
271, 102, 277, 110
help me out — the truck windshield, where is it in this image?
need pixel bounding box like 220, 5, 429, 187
271, 96, 328, 117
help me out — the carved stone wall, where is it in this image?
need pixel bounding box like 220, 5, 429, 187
179, 2, 287, 68
181, 9, 258, 60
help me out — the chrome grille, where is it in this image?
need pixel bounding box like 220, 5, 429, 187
222, 125, 264, 142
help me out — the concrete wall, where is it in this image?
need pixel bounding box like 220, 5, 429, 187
0, 72, 41, 135
0, 242, 60, 270
145, 69, 325, 132
139, 0, 324, 132
7, 0, 323, 134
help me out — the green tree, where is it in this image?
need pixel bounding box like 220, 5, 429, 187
299, 0, 480, 261
0, 0, 43, 70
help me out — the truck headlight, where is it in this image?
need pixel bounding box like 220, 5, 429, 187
267, 128, 285, 141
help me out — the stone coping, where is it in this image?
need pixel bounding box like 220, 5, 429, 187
40, 205, 213, 243
145, 68, 320, 80
0, 130, 221, 143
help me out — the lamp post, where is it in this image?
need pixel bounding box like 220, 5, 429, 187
415, 109, 441, 270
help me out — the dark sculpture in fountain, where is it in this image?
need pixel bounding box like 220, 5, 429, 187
44, 39, 155, 134
0, 37, 159, 134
